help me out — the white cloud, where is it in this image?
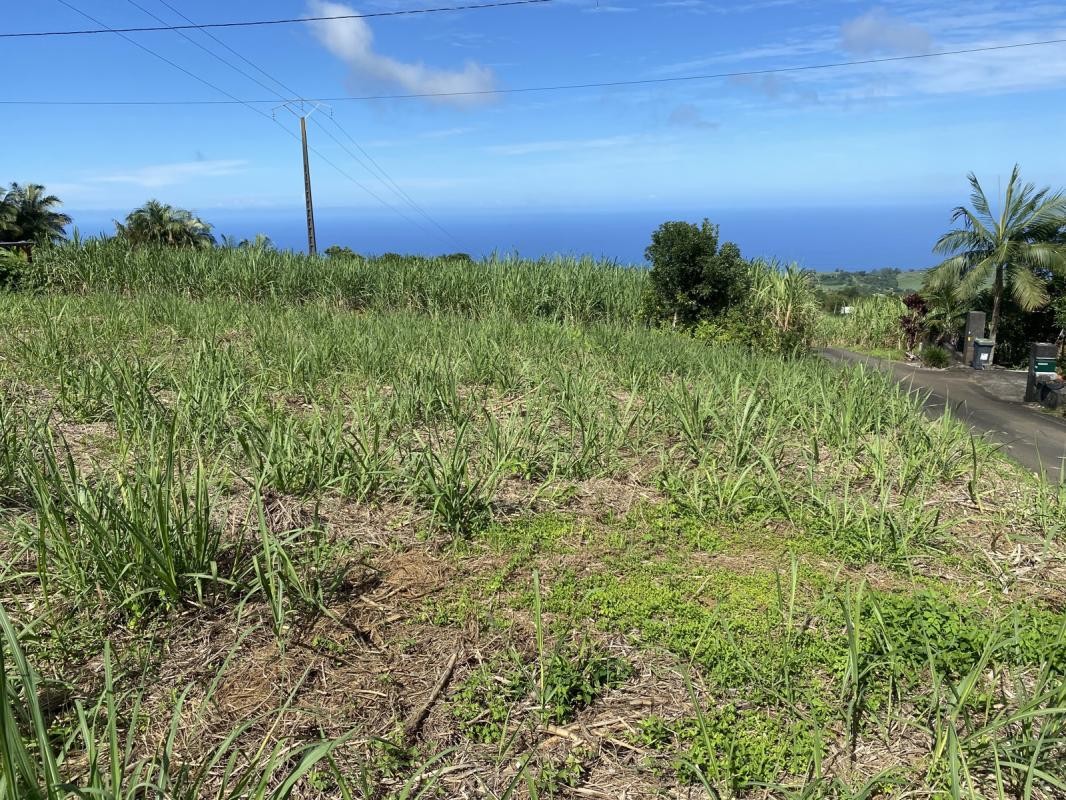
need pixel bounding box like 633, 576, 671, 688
94, 160, 247, 189
854, 36, 1066, 99
306, 0, 496, 106
841, 8, 932, 55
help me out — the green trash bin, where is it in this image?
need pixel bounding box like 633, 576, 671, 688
972, 338, 995, 369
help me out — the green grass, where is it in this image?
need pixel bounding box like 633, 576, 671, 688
819, 294, 908, 352
26, 238, 646, 326
0, 245, 1062, 798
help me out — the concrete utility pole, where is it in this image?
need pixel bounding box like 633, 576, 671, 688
274, 101, 330, 256
300, 115, 317, 256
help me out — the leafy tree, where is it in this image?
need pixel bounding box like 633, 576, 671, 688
0, 193, 14, 239
0, 183, 71, 244
929, 165, 1066, 350
642, 219, 748, 328
115, 200, 215, 248
0, 247, 29, 290
324, 245, 358, 259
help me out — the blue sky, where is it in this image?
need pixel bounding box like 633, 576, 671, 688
3, 0, 1066, 258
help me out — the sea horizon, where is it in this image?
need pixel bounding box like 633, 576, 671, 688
66, 205, 950, 272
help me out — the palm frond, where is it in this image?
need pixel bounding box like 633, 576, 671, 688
926, 256, 967, 291
957, 256, 996, 298
1021, 242, 1066, 274
966, 172, 995, 227
1007, 262, 1050, 311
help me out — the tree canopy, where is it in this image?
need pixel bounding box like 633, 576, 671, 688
0, 183, 71, 244
929, 165, 1066, 344
641, 219, 749, 328
115, 200, 215, 249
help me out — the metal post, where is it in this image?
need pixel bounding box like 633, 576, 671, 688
300, 115, 317, 256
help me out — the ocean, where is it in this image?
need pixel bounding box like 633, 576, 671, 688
66, 205, 951, 271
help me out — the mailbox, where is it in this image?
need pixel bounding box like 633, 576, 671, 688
1026, 342, 1060, 402
971, 338, 994, 370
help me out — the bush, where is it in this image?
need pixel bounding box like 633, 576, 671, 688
693, 261, 819, 354
0, 247, 28, 291
642, 219, 748, 328
920, 345, 951, 368
324, 245, 359, 259
693, 309, 753, 347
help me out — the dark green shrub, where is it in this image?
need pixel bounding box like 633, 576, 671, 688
642, 219, 748, 328
323, 245, 358, 259
692, 308, 754, 346
920, 345, 951, 368
0, 248, 28, 291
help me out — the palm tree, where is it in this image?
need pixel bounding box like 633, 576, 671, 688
115, 200, 215, 248
0, 183, 71, 244
239, 233, 274, 251
929, 165, 1066, 348
220, 233, 274, 251
0, 192, 15, 240
920, 275, 969, 348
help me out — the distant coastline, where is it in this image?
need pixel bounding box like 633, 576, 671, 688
65, 205, 947, 271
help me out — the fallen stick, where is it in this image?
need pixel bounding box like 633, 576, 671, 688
540, 724, 591, 749
403, 648, 460, 746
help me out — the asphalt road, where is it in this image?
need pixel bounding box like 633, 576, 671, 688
822, 347, 1066, 482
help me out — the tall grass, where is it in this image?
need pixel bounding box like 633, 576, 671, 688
0, 602, 356, 799
818, 294, 906, 352
19, 422, 225, 614
0, 291, 993, 551
0, 243, 1055, 797
27, 239, 647, 326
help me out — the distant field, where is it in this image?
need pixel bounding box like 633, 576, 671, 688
815, 267, 927, 296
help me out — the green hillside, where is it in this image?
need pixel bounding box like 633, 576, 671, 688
815, 266, 928, 297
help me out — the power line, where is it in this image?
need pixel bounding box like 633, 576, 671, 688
6, 36, 1065, 106
308, 115, 459, 246
322, 114, 459, 244
122, 0, 296, 100
52, 0, 261, 110
305, 115, 444, 241
138, 0, 458, 246
52, 0, 440, 238
1, 0, 551, 38
152, 0, 303, 99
